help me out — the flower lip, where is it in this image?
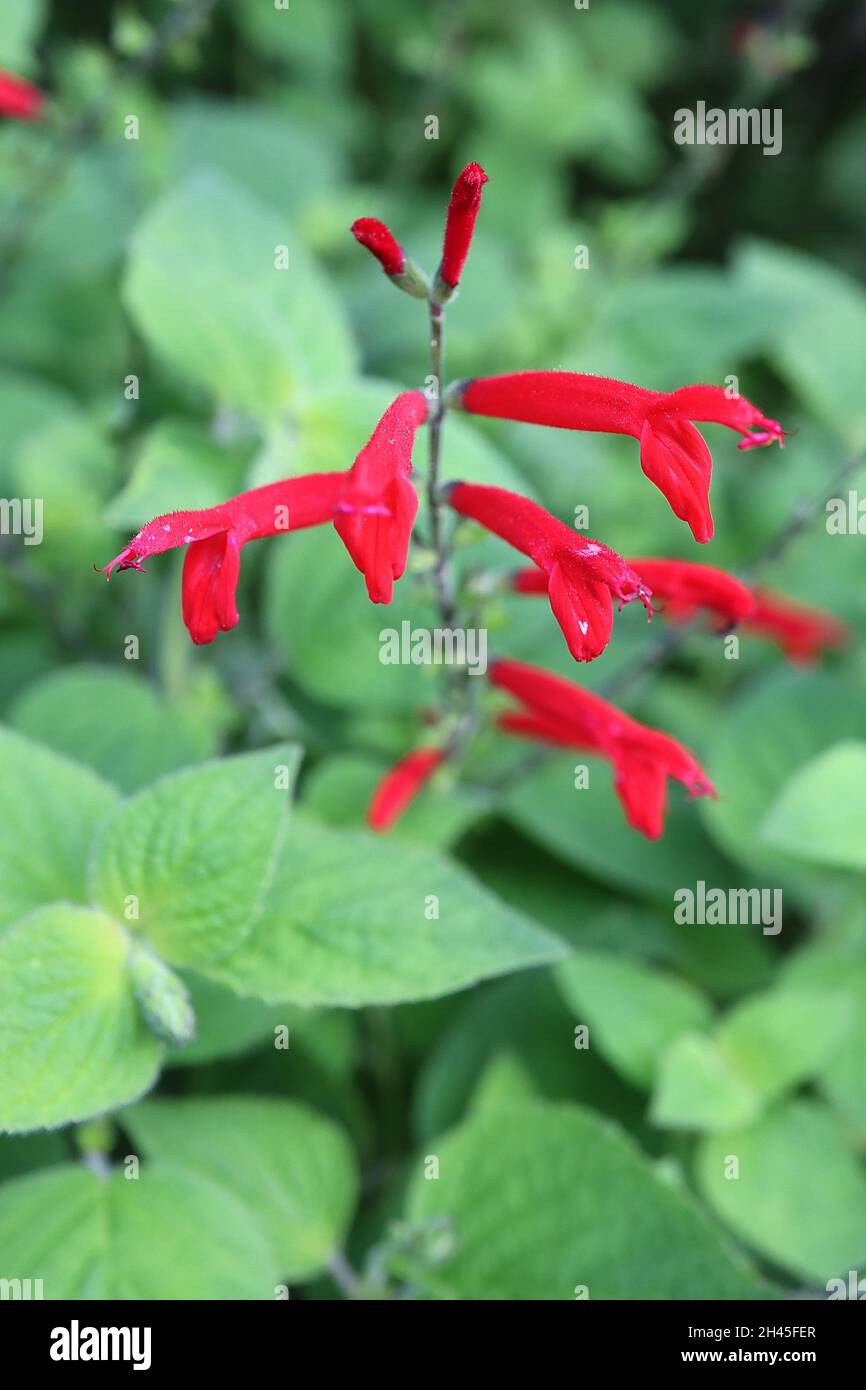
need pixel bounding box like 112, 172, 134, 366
736, 421, 787, 450
94, 546, 145, 579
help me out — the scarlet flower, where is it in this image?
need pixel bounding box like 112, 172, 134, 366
489, 658, 715, 839
333, 390, 427, 603
98, 473, 345, 645
741, 587, 848, 664
448, 481, 651, 662
626, 558, 755, 626
450, 372, 784, 544
436, 162, 488, 293
0, 70, 42, 121
367, 748, 444, 831
351, 217, 405, 277
515, 557, 754, 630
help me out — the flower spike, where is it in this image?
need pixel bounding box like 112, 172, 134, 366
448, 481, 651, 663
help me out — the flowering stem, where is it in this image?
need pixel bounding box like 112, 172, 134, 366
426, 300, 457, 627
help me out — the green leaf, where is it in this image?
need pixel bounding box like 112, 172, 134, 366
760, 742, 866, 871
652, 1034, 758, 1132
701, 669, 863, 887
0, 727, 118, 930
407, 1098, 765, 1299
89, 745, 299, 968
205, 814, 565, 1006
696, 1100, 866, 1284
169, 100, 345, 220
652, 985, 851, 1132
0, 0, 47, 70
554, 950, 712, 1089
735, 239, 866, 445
10, 665, 214, 794
0, 368, 76, 493
123, 171, 356, 419
782, 947, 866, 1139
0, 1161, 273, 1298
123, 1096, 358, 1283
0, 906, 163, 1133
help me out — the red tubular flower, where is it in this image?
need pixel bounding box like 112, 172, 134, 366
451, 372, 784, 544
625, 558, 755, 626
333, 391, 427, 603
98, 473, 345, 645
489, 658, 715, 839
0, 70, 42, 121
436, 162, 488, 293
449, 481, 651, 662
351, 217, 405, 277
741, 588, 848, 664
367, 748, 444, 831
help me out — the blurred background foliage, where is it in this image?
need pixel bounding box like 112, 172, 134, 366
1, 0, 866, 1300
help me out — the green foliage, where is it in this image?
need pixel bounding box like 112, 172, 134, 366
760, 742, 866, 870
123, 171, 357, 418
0, 906, 163, 1132
89, 745, 298, 967
696, 1101, 866, 1285
206, 814, 565, 1006
407, 1097, 767, 1300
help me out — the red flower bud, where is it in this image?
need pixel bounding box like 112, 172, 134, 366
351, 217, 405, 277
489, 658, 715, 839
437, 162, 488, 291
742, 588, 848, 664
367, 748, 444, 831
0, 70, 42, 121
333, 391, 427, 603
449, 481, 651, 663
453, 372, 784, 544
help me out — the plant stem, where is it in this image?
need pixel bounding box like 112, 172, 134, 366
328, 1249, 364, 1300
427, 301, 457, 627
